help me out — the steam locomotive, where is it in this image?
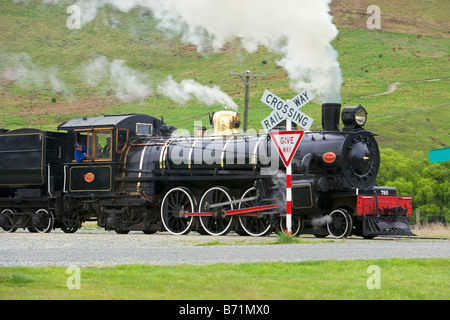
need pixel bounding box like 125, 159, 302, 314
0, 103, 412, 238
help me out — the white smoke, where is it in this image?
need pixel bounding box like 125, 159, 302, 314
81, 56, 236, 107
158, 76, 238, 110
47, 0, 343, 103
312, 215, 332, 229
82, 55, 152, 102
152, 0, 342, 102
0, 47, 69, 95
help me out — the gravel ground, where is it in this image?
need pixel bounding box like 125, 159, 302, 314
0, 229, 449, 267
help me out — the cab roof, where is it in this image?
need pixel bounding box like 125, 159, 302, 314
57, 114, 163, 131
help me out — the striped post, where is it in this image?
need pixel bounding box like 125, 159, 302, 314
286, 165, 292, 235
286, 120, 292, 235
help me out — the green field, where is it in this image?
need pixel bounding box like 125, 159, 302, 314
0, 0, 448, 156
1, 258, 449, 300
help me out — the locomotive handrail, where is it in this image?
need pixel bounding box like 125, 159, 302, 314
120, 168, 266, 176
129, 142, 168, 147
0, 148, 42, 154
47, 164, 52, 198
115, 174, 269, 182
63, 165, 67, 193
66, 161, 119, 165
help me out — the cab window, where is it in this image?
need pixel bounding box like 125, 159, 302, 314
75, 131, 93, 159
136, 123, 152, 136
75, 129, 112, 162
94, 131, 112, 160
116, 129, 128, 153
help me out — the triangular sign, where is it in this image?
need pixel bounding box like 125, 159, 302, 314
269, 130, 305, 167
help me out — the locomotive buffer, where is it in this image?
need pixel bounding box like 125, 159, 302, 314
261, 89, 314, 234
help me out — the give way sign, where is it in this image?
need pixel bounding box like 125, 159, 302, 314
269, 130, 305, 167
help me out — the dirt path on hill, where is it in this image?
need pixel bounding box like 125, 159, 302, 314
363, 77, 449, 98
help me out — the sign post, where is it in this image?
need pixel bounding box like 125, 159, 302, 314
285, 119, 293, 235
269, 130, 305, 234
261, 89, 313, 235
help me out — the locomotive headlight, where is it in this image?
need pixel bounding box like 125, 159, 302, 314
342, 105, 368, 128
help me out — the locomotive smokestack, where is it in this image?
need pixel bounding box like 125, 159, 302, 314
322, 103, 342, 132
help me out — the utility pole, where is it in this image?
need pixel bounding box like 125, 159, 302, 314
230, 70, 265, 132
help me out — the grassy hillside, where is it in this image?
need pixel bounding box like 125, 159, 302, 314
330, 0, 449, 38
0, 0, 449, 156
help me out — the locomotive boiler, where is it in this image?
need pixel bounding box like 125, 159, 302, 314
0, 103, 413, 238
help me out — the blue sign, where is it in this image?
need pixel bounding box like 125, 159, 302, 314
428, 148, 450, 163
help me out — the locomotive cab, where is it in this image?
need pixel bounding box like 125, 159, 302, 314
58, 114, 167, 198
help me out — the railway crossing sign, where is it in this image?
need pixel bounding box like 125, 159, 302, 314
260, 89, 314, 235
269, 130, 305, 167
261, 89, 314, 132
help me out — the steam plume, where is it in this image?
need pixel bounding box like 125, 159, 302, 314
312, 215, 332, 229
50, 0, 343, 102
150, 0, 342, 101
82, 55, 152, 102
158, 76, 238, 110
0, 47, 69, 94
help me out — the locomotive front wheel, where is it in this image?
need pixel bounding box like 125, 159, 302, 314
238, 187, 274, 237
0, 209, 17, 233
160, 187, 196, 235
199, 186, 234, 236
33, 209, 54, 233
61, 212, 80, 234
327, 209, 353, 238
279, 216, 303, 237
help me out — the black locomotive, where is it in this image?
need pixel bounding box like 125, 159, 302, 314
0, 103, 412, 238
